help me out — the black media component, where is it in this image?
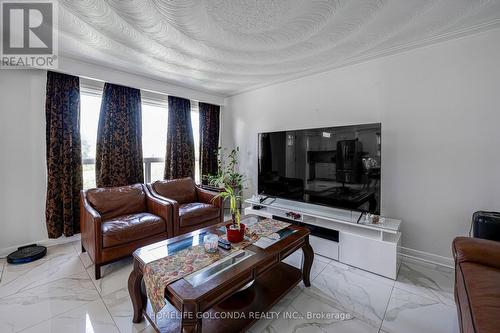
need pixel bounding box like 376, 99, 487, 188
472, 211, 500, 241
272, 215, 339, 242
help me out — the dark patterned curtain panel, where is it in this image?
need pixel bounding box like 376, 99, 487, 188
165, 96, 195, 179
45, 71, 83, 238
96, 83, 144, 187
199, 102, 220, 183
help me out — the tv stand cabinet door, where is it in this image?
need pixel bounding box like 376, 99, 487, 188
339, 231, 400, 279
309, 235, 339, 261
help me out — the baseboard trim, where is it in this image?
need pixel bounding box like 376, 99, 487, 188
0, 234, 81, 258
400, 246, 454, 268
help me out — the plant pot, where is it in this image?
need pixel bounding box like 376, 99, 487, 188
226, 223, 246, 243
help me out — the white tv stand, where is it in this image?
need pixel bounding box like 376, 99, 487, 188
244, 197, 402, 279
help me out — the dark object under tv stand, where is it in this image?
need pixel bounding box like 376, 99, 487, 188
272, 215, 339, 242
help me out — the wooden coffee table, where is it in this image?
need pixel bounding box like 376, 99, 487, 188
128, 215, 314, 333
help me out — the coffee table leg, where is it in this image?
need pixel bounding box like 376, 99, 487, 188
302, 235, 314, 287
181, 303, 202, 333
128, 261, 145, 323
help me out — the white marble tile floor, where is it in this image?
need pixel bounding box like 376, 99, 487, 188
0, 241, 458, 333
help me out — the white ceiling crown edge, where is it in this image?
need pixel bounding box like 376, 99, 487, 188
57, 55, 225, 105
227, 19, 500, 97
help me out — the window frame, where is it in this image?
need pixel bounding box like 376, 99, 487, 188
79, 80, 203, 187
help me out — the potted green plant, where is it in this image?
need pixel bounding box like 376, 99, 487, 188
214, 186, 245, 242
207, 147, 247, 242
205, 147, 245, 195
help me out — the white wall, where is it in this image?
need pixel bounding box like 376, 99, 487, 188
0, 58, 223, 255
222, 27, 500, 261
0, 70, 48, 254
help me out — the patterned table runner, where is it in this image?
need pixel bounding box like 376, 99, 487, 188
143, 218, 290, 313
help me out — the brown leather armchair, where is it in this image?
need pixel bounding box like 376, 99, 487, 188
452, 237, 500, 333
148, 177, 223, 236
80, 183, 171, 279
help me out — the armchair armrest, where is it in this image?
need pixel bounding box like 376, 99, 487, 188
144, 189, 173, 237
453, 236, 500, 269
146, 183, 179, 234
146, 184, 179, 209
80, 191, 102, 227
82, 200, 101, 221
80, 190, 102, 260
196, 186, 224, 224
196, 186, 221, 207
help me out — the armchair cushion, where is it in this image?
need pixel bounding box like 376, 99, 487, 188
179, 203, 220, 228
87, 184, 146, 220
152, 178, 196, 204
101, 213, 166, 248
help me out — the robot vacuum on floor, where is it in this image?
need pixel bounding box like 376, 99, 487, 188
7, 244, 47, 264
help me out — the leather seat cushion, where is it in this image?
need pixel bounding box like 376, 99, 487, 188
457, 262, 500, 333
87, 184, 147, 220
179, 203, 220, 228
152, 178, 197, 204
101, 213, 166, 248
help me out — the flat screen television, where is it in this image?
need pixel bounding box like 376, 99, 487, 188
258, 123, 381, 213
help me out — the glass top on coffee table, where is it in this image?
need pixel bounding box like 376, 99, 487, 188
184, 249, 256, 287
133, 215, 294, 265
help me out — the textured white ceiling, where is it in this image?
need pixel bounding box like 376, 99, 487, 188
58, 0, 500, 96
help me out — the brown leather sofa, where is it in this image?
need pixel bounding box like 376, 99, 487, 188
452, 237, 500, 333
80, 183, 171, 279
148, 177, 223, 236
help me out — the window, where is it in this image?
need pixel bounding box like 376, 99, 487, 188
80, 91, 102, 189
141, 101, 168, 182
141, 100, 200, 183
191, 101, 200, 184
80, 84, 202, 188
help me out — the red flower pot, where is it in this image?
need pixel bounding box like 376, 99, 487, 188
226, 223, 246, 243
